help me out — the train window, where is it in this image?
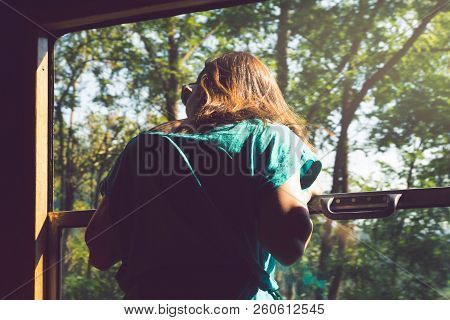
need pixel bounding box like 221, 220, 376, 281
51, 0, 449, 299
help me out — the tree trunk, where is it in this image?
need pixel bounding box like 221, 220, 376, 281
55, 104, 65, 210
331, 116, 350, 194
328, 225, 347, 299
324, 77, 353, 299
406, 138, 422, 188
86, 262, 92, 279
165, 18, 179, 121
63, 108, 76, 210
316, 73, 352, 299
315, 219, 332, 299
276, 0, 290, 95
61, 109, 75, 278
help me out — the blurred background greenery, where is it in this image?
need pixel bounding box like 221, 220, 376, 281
54, 0, 449, 299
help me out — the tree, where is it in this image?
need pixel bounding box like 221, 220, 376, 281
285, 0, 448, 299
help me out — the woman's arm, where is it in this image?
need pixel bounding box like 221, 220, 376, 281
257, 172, 316, 266
85, 196, 121, 271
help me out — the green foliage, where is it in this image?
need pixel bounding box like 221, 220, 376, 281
62, 229, 123, 299
340, 207, 450, 299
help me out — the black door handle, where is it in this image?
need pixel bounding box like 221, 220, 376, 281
318, 193, 402, 220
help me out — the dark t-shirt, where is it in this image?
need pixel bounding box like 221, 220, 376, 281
99, 118, 322, 299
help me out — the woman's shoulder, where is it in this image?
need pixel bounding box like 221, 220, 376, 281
250, 119, 302, 150
209, 118, 298, 140
135, 118, 300, 151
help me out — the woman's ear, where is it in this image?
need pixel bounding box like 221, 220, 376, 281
186, 85, 205, 118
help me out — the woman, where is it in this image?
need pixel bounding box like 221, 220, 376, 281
85, 51, 323, 299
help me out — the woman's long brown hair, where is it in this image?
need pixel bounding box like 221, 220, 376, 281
158, 52, 313, 150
